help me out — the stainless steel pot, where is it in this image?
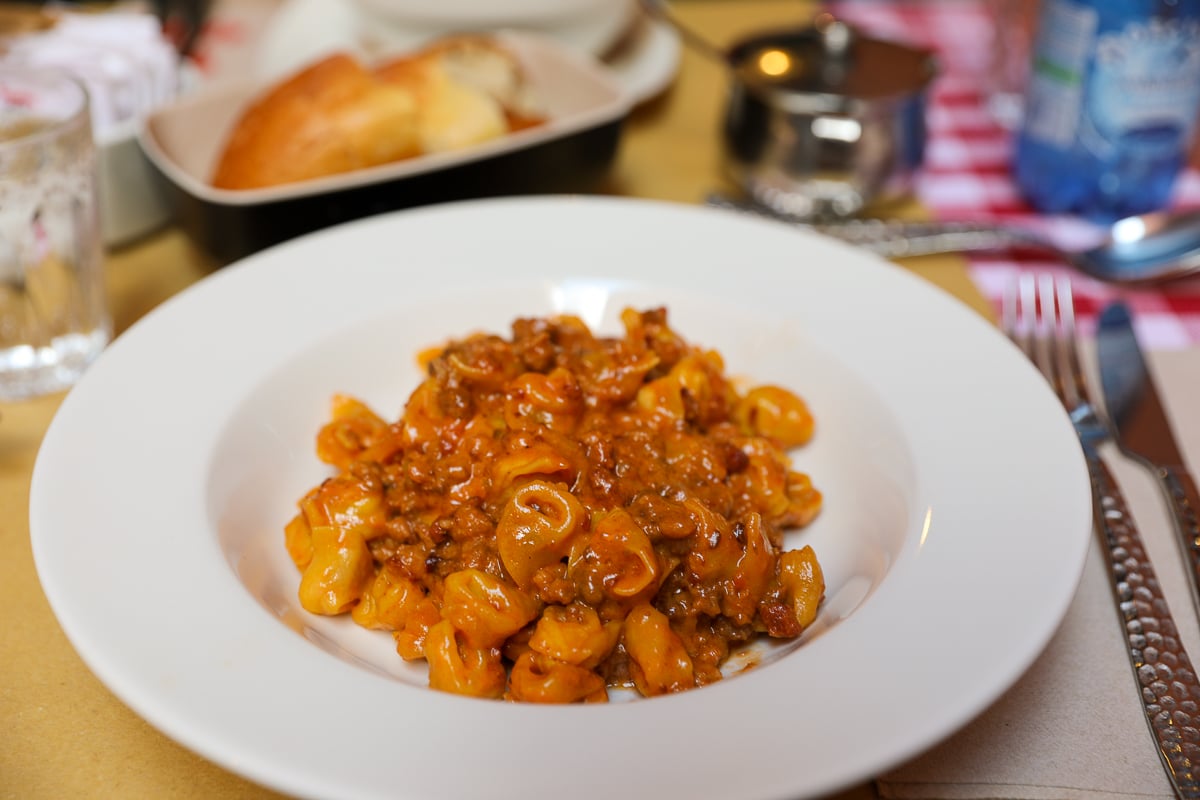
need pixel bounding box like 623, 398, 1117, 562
641, 3, 937, 219
724, 18, 936, 219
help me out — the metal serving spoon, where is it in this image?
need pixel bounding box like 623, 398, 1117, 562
707, 194, 1200, 286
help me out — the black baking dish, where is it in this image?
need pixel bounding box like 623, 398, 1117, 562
138, 31, 632, 264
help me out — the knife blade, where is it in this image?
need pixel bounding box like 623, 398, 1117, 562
1097, 301, 1200, 614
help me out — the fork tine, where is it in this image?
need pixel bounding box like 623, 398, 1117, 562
1055, 278, 1089, 413
1031, 274, 1050, 382
1001, 273, 1080, 414
1008, 274, 1042, 364
1001, 275, 1020, 344
1036, 274, 1092, 414
1034, 274, 1063, 401
1001, 273, 1035, 352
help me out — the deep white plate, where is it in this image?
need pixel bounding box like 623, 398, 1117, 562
352, 0, 638, 56
31, 196, 1091, 800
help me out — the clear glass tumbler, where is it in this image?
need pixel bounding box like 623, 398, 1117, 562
0, 69, 111, 401
984, 0, 1040, 130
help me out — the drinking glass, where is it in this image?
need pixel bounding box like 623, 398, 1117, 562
984, 0, 1040, 129
0, 69, 110, 401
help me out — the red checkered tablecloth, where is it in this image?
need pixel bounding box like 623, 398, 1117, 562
831, 0, 1200, 350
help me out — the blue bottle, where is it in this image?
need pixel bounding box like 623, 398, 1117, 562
1013, 0, 1200, 222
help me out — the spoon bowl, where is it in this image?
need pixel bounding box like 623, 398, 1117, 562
1082, 210, 1200, 284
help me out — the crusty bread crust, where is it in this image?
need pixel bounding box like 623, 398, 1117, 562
212, 54, 420, 190
212, 38, 544, 190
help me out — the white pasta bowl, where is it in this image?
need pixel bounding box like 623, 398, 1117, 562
30, 196, 1092, 800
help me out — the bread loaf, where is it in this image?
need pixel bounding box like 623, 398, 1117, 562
212, 37, 543, 190
212, 53, 420, 190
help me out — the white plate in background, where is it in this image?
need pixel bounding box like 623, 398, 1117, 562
255, 0, 637, 80
249, 0, 675, 103
31, 196, 1091, 800
606, 12, 681, 104
357, 0, 638, 57
354, 0, 628, 28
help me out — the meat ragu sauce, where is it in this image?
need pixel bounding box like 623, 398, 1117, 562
285, 307, 825, 702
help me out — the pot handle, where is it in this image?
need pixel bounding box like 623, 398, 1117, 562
636, 0, 732, 64
638, 3, 854, 71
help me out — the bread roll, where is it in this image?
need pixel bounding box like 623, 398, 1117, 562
376, 48, 507, 154
212, 53, 420, 190
211, 37, 545, 190
375, 35, 545, 146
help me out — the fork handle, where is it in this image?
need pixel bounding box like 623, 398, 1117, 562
804, 219, 1037, 258
1089, 454, 1200, 798
702, 194, 1045, 257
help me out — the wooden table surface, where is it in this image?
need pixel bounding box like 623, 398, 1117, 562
0, 2, 988, 797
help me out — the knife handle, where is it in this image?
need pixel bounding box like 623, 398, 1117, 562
1088, 455, 1200, 798
1163, 467, 1200, 607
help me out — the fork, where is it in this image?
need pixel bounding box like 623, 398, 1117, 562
1003, 274, 1200, 799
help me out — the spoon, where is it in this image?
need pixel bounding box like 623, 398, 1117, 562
706, 194, 1200, 286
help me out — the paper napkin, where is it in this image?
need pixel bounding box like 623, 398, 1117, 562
878, 349, 1200, 800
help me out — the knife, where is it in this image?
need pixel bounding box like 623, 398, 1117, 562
1097, 301, 1200, 615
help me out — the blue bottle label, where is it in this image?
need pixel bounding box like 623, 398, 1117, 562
1023, 0, 1097, 147
1016, 0, 1200, 219
1084, 17, 1200, 160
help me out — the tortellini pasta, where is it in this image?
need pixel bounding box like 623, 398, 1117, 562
285, 307, 826, 701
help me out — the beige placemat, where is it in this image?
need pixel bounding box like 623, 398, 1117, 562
879, 348, 1200, 800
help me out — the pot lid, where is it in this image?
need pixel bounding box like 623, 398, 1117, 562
729, 14, 936, 108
